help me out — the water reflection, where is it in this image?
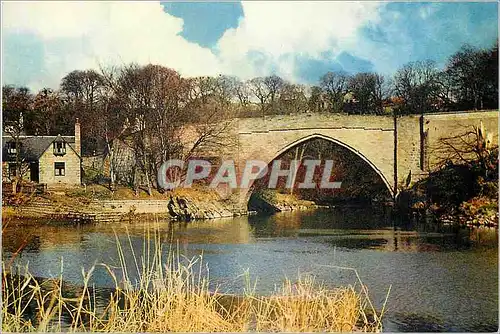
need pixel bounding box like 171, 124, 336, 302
2, 207, 498, 332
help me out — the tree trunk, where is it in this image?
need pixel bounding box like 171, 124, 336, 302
142, 157, 152, 196
12, 178, 18, 194
106, 137, 116, 191
13, 135, 21, 194
290, 144, 307, 195
145, 170, 152, 196
133, 163, 139, 197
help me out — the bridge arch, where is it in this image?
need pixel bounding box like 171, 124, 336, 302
242, 133, 395, 206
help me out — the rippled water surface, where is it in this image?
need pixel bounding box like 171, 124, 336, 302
3, 207, 498, 332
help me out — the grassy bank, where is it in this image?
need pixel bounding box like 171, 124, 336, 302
4, 184, 222, 206
407, 121, 498, 227
408, 157, 498, 227
249, 190, 318, 213
2, 230, 386, 332
2, 185, 238, 224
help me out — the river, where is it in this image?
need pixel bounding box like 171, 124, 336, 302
2, 207, 498, 332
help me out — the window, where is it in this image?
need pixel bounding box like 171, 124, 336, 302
54, 162, 65, 176
7, 142, 17, 155
53, 142, 66, 156
9, 163, 17, 177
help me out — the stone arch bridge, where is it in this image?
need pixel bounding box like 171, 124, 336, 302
193, 111, 498, 208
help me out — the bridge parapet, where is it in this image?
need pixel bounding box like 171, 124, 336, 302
237, 113, 394, 133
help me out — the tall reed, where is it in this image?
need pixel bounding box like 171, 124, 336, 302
2, 226, 387, 332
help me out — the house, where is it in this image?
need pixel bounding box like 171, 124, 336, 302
2, 120, 82, 186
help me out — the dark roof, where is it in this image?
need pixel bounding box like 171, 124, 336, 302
2, 135, 76, 162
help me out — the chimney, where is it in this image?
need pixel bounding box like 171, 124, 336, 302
75, 118, 81, 156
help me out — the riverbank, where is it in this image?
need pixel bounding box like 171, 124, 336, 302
406, 168, 499, 228
3, 270, 380, 333
248, 191, 323, 213
2, 232, 384, 333
2, 184, 327, 225
2, 185, 243, 224
407, 127, 498, 228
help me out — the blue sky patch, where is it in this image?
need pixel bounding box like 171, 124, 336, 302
360, 2, 498, 69
294, 56, 344, 85
3, 32, 45, 87
162, 1, 243, 48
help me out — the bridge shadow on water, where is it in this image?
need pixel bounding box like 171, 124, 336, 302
246, 205, 498, 253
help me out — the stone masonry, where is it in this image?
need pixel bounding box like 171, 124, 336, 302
196, 111, 498, 208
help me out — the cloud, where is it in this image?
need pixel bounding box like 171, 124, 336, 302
418, 3, 437, 20
215, 1, 383, 81
2, 2, 221, 90
2, 1, 384, 90
1, 1, 497, 91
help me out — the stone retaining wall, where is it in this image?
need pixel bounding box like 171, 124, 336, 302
7, 197, 244, 224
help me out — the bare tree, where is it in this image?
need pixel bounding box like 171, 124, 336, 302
99, 63, 236, 194
61, 70, 104, 108
279, 83, 308, 114
248, 77, 271, 117
264, 75, 285, 113
347, 73, 385, 114
393, 60, 441, 114
307, 86, 324, 113
320, 71, 349, 112
432, 121, 497, 177
445, 44, 498, 110
183, 74, 237, 160
2, 86, 33, 192
106, 63, 157, 195
61, 69, 107, 154
232, 78, 251, 108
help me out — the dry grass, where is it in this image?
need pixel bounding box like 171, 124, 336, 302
1, 207, 19, 221
274, 192, 316, 207
247, 277, 372, 332
63, 184, 221, 201
2, 228, 386, 332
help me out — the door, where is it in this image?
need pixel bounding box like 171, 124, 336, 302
30, 162, 39, 182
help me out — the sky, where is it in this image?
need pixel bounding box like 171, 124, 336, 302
2, 1, 498, 91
